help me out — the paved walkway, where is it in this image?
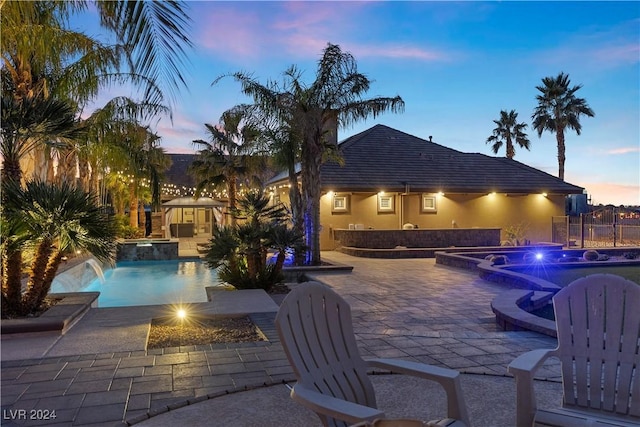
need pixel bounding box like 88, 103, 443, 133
1, 252, 561, 426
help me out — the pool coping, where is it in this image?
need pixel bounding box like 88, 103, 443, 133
436, 247, 640, 337
1, 292, 99, 334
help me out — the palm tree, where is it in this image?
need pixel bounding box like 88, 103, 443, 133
532, 72, 595, 180
1, 1, 192, 108
0, 91, 83, 184
221, 43, 404, 265
1, 1, 191, 183
240, 104, 305, 264
204, 191, 295, 291
486, 110, 530, 159
190, 107, 265, 227
1, 180, 117, 317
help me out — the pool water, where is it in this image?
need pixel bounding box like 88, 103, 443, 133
52, 260, 219, 307
505, 264, 640, 287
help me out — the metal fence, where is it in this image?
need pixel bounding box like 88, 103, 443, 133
552, 207, 640, 248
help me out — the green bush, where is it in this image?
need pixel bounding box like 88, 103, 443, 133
113, 215, 143, 239
204, 191, 303, 292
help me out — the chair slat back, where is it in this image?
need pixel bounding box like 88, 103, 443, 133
276, 282, 377, 426
553, 274, 640, 417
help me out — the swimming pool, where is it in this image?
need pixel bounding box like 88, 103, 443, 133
503, 264, 640, 286
51, 260, 219, 307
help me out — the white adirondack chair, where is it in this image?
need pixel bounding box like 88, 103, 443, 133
508, 274, 640, 427
275, 281, 470, 427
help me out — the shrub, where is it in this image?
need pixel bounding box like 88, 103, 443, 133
204, 191, 303, 292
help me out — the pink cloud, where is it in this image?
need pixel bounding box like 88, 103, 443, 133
584, 182, 640, 206
592, 43, 640, 66
607, 147, 640, 155
193, 2, 453, 63
348, 43, 451, 61
194, 6, 266, 59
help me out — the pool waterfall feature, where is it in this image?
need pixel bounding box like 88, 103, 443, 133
116, 238, 179, 261
436, 247, 640, 337
52, 258, 109, 294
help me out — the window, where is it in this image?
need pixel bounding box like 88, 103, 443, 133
421, 194, 437, 213
377, 194, 395, 213
332, 194, 350, 213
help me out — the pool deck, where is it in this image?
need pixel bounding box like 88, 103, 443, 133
0, 251, 563, 427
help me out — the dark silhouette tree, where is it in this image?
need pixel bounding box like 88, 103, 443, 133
532, 72, 594, 180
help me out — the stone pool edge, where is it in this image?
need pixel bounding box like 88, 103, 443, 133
1, 292, 99, 334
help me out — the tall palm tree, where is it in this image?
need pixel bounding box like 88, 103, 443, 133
1, 180, 117, 317
1, 1, 191, 183
190, 107, 265, 227
221, 43, 404, 265
486, 109, 530, 159
1, 1, 192, 108
532, 72, 595, 180
241, 104, 305, 263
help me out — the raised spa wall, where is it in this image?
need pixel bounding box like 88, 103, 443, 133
116, 239, 179, 261
333, 228, 501, 258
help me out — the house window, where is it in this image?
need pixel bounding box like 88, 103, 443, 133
421, 194, 437, 213
332, 194, 350, 213
377, 194, 395, 213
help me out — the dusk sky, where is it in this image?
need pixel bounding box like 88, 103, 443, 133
84, 1, 639, 206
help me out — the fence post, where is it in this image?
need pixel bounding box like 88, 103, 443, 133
580, 213, 585, 248
613, 207, 617, 247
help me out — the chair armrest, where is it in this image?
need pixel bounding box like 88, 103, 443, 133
507, 349, 555, 427
508, 348, 554, 376
366, 358, 470, 426
291, 383, 385, 425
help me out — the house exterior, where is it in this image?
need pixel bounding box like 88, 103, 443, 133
267, 124, 585, 251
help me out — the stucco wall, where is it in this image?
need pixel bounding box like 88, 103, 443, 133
270, 188, 566, 250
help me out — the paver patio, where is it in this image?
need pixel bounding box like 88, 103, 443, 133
0, 252, 560, 426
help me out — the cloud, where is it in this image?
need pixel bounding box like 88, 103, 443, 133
607, 146, 640, 155
583, 182, 640, 206
193, 2, 453, 63
194, 5, 266, 59
532, 19, 639, 71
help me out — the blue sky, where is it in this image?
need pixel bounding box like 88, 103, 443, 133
84, 1, 639, 206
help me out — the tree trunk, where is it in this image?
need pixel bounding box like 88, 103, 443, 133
227, 177, 237, 227
2, 250, 24, 316
34, 250, 64, 312
301, 134, 322, 266
274, 251, 286, 276
1, 155, 23, 186
139, 200, 147, 236
1, 155, 24, 317
78, 156, 90, 193
287, 169, 305, 266
506, 134, 515, 159
31, 148, 50, 181
556, 128, 566, 181
22, 238, 54, 315
129, 182, 138, 228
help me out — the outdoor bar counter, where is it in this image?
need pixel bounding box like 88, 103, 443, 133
333, 227, 501, 258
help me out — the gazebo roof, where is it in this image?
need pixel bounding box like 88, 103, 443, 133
162, 197, 226, 208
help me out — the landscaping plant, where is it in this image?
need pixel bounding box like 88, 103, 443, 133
203, 191, 303, 291
1, 180, 117, 317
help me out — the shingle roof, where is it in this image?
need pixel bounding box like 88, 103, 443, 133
318, 124, 584, 194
